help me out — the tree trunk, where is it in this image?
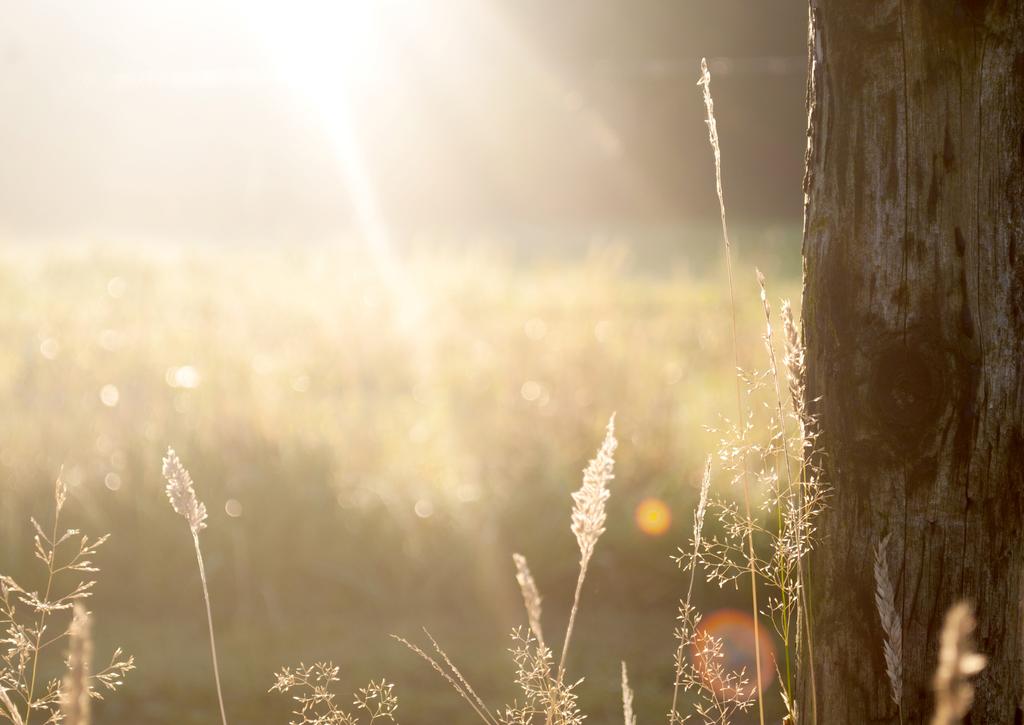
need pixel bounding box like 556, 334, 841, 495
800, 1, 1024, 722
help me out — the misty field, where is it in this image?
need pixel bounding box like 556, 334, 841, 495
0, 229, 800, 723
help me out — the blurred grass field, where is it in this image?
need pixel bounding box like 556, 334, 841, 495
0, 225, 800, 723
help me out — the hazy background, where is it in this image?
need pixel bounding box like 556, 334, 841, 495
0, 0, 806, 242
0, 2, 808, 722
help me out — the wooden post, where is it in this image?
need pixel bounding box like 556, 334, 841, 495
800, 1, 1024, 721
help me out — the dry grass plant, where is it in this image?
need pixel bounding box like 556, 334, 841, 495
670, 459, 759, 725
873, 533, 903, 724
270, 663, 398, 725
684, 275, 827, 724
162, 448, 228, 725
559, 414, 617, 683
392, 417, 616, 725
17, 53, 977, 725
693, 59, 828, 724
697, 56, 767, 725
0, 478, 133, 725
322, 60, 829, 725
388, 389, 812, 725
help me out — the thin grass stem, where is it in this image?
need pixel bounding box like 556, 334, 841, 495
556, 563, 588, 685
669, 456, 711, 723
192, 531, 228, 725
699, 55, 766, 725
23, 481, 63, 725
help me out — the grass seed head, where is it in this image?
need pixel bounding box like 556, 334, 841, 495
932, 602, 987, 725
162, 447, 208, 534
512, 553, 544, 647
570, 414, 617, 567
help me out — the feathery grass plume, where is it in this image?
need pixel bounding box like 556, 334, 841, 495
61, 604, 92, 725
873, 533, 903, 720
558, 414, 617, 682
569, 414, 617, 568
163, 447, 208, 534
931, 602, 986, 725
690, 456, 713, 597
620, 662, 636, 725
779, 301, 806, 428
698, 55, 766, 725
162, 448, 227, 725
513, 554, 544, 647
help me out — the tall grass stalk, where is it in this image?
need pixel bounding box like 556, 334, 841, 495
163, 448, 229, 725
698, 55, 766, 725
781, 300, 818, 723
669, 455, 711, 723
393, 633, 496, 725
21, 479, 67, 725
758, 270, 821, 721
757, 271, 796, 701
556, 415, 617, 684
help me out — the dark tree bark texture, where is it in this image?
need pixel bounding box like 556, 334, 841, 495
801, 0, 1024, 722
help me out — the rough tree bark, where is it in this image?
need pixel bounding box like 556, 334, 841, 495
800, 1, 1024, 722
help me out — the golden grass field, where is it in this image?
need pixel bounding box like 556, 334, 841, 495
0, 228, 800, 723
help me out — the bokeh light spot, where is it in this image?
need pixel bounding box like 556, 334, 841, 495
520, 380, 542, 402
166, 365, 201, 389
414, 499, 434, 518
39, 338, 59, 360
635, 497, 671, 536
99, 384, 120, 407
225, 499, 243, 518
693, 609, 776, 699
106, 277, 127, 298
104, 472, 122, 491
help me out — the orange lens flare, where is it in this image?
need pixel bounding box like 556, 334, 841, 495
634, 497, 671, 536
692, 608, 776, 699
